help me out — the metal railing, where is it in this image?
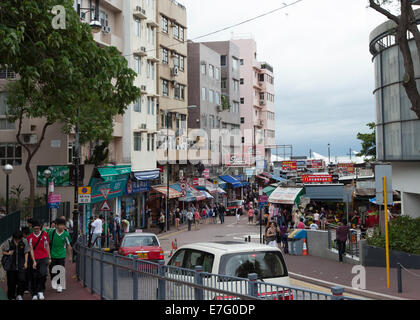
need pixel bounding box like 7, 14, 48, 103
0, 210, 21, 243
327, 224, 360, 259
74, 240, 357, 300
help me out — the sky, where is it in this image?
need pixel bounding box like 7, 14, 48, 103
180, 0, 388, 158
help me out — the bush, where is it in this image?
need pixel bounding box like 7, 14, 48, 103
367, 216, 420, 255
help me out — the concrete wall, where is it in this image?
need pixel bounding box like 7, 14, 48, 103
306, 230, 359, 265
402, 192, 420, 218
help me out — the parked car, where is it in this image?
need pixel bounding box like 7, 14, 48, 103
166, 242, 291, 300
118, 233, 164, 263
226, 200, 245, 216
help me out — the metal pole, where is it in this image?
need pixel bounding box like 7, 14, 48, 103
260, 206, 262, 244
73, 106, 80, 245
397, 263, 402, 293
46, 178, 50, 226
5, 174, 9, 216
384, 176, 390, 289
166, 111, 169, 232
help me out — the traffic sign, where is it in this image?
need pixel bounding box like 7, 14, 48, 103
181, 190, 187, 197
78, 194, 91, 204
100, 188, 111, 200
100, 200, 111, 211
78, 186, 91, 195
180, 183, 187, 190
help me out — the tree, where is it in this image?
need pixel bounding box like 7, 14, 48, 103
0, 0, 141, 211
369, 0, 420, 119
357, 122, 376, 160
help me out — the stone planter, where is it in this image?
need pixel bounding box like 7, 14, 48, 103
361, 242, 420, 269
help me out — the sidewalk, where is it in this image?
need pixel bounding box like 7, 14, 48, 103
0, 258, 100, 301
284, 254, 420, 300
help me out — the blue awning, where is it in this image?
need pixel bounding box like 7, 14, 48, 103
220, 175, 242, 188
269, 174, 286, 182
134, 170, 160, 181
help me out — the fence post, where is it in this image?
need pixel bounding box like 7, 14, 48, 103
100, 251, 105, 300
157, 260, 166, 300
194, 266, 204, 300
83, 246, 87, 287
397, 263, 402, 293
113, 251, 118, 300
248, 273, 258, 298
132, 256, 139, 300
90, 248, 94, 294
331, 286, 344, 300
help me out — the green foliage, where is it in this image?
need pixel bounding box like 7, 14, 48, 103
367, 216, 420, 255
221, 95, 230, 111
357, 122, 376, 160
85, 142, 109, 166
0, 0, 141, 144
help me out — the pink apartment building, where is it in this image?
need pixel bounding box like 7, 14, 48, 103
231, 38, 276, 171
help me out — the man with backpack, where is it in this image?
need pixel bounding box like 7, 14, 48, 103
48, 218, 72, 293
1, 230, 30, 300
27, 220, 50, 300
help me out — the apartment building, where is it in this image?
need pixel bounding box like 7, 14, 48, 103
155, 0, 191, 183
231, 38, 276, 172
188, 41, 243, 177
201, 41, 242, 176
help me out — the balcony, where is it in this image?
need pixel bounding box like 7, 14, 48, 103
260, 62, 273, 73
133, 6, 147, 20
133, 47, 148, 57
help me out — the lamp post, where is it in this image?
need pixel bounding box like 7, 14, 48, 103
328, 143, 331, 165
43, 169, 52, 226
163, 105, 197, 232
77, 0, 102, 33
3, 164, 13, 215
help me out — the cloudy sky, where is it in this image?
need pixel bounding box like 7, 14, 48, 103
181, 0, 388, 158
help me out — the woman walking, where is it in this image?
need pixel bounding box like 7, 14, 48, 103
265, 222, 277, 247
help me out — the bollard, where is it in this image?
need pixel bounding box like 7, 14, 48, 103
397, 263, 402, 293
248, 273, 258, 298
100, 251, 105, 300
157, 260, 166, 300
132, 256, 139, 300
113, 251, 118, 300
194, 266, 204, 300
331, 286, 344, 300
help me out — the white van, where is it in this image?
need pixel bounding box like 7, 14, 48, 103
166, 241, 291, 300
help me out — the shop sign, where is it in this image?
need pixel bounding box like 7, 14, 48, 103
311, 160, 324, 169
225, 154, 251, 167
282, 161, 297, 171
90, 176, 129, 204
37, 166, 70, 187
296, 160, 307, 168
338, 163, 355, 174
302, 175, 333, 183
125, 179, 150, 195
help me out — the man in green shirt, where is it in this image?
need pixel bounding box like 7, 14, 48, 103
47, 218, 72, 293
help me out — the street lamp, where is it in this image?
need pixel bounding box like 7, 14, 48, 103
163, 105, 197, 232
2, 164, 13, 215
77, 0, 102, 33
328, 143, 331, 165
43, 169, 52, 225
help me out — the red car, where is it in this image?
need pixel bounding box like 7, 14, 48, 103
118, 233, 164, 263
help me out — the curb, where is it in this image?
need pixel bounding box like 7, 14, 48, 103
289, 272, 409, 300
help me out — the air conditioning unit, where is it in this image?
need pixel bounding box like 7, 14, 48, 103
22, 134, 38, 145
260, 100, 265, 105
141, 47, 146, 52
140, 123, 147, 130
102, 25, 111, 33
141, 85, 147, 91
172, 66, 179, 77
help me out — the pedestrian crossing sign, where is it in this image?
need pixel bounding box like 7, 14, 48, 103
100, 200, 111, 211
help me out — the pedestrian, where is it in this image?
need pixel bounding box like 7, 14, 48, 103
201, 206, 207, 224
1, 230, 29, 300
266, 222, 277, 247
108, 212, 116, 247
336, 220, 350, 263
219, 203, 225, 224
187, 208, 194, 231
48, 218, 72, 293
248, 206, 254, 224
90, 215, 104, 249
194, 209, 200, 230
159, 212, 165, 233
297, 218, 306, 230
309, 220, 319, 230
21, 227, 32, 295
27, 220, 50, 300
314, 210, 320, 227
87, 217, 94, 247
280, 222, 289, 254
175, 208, 181, 230
210, 207, 216, 224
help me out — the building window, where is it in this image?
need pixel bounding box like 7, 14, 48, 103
232, 101, 239, 114
216, 92, 221, 105
201, 64, 206, 75
240, 98, 244, 104
0, 93, 15, 130
162, 80, 169, 96
259, 74, 264, 82
173, 53, 179, 68
179, 27, 185, 41
209, 90, 214, 103
215, 68, 220, 80
240, 78, 244, 85
202, 87, 206, 101
134, 97, 141, 112
173, 24, 179, 39
240, 59, 244, 65
241, 117, 245, 124
232, 57, 239, 71
68, 141, 75, 164
161, 16, 168, 33
209, 115, 215, 128
0, 143, 22, 166
221, 55, 227, 66
180, 56, 185, 71
134, 19, 141, 37
99, 10, 108, 27
175, 84, 185, 100
209, 65, 214, 78
233, 79, 239, 92
134, 57, 141, 74
162, 47, 169, 64
201, 114, 207, 128
221, 78, 227, 89
134, 132, 142, 151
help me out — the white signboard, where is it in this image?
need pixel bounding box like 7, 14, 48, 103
375, 165, 393, 205
78, 194, 91, 204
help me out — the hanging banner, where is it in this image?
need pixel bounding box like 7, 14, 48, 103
282, 161, 297, 171
302, 175, 333, 183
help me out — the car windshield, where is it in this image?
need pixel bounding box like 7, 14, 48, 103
122, 236, 159, 247
219, 251, 287, 279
